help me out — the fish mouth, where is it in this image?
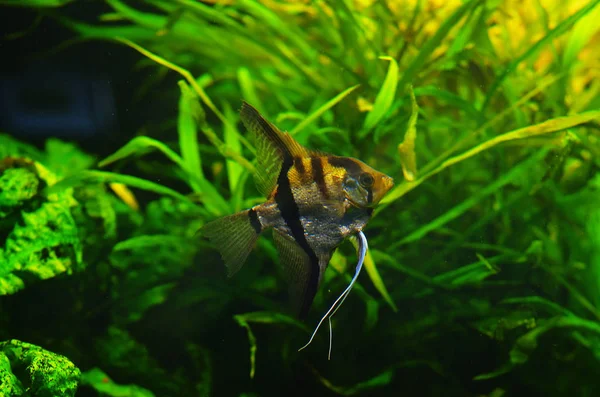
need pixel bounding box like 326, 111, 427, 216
345, 194, 377, 209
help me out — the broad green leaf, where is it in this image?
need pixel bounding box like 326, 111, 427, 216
362, 56, 398, 134
0, 133, 44, 160
44, 139, 95, 178
113, 235, 185, 252
81, 368, 154, 397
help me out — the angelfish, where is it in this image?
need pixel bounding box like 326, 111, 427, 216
202, 102, 394, 319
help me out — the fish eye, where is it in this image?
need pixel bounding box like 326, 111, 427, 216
358, 172, 374, 188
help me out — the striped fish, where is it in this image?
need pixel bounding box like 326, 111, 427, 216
202, 102, 394, 319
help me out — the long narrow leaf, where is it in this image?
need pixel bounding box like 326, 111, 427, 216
381, 110, 600, 206
44, 170, 193, 203
178, 80, 205, 191
361, 56, 399, 134
290, 84, 360, 136
98, 136, 185, 169
481, 0, 600, 110
396, 0, 481, 91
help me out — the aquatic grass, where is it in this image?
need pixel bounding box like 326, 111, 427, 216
44, 170, 193, 205
3, 0, 600, 395
289, 84, 360, 137
380, 110, 600, 206
481, 0, 600, 110
361, 56, 399, 135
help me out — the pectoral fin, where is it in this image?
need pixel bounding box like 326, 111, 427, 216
273, 229, 329, 319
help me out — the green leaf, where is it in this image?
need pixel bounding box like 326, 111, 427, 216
397, 85, 419, 181
413, 85, 484, 122
381, 110, 600, 207
44, 170, 193, 205
234, 312, 307, 379
444, 3, 486, 60
362, 56, 399, 134
98, 136, 185, 169
113, 234, 186, 253
290, 84, 360, 136
394, 150, 547, 246
482, 0, 600, 110
223, 103, 245, 208
237, 67, 264, 113
501, 296, 576, 317
44, 139, 95, 178
178, 80, 205, 191
433, 256, 500, 286
0, 133, 44, 160
0, 0, 74, 6
314, 368, 394, 395
94, 327, 176, 392
0, 339, 81, 397
397, 0, 482, 91
81, 368, 155, 397
361, 245, 398, 312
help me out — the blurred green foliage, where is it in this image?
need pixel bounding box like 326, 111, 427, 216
1, 0, 600, 396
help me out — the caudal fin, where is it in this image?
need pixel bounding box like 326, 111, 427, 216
201, 209, 262, 277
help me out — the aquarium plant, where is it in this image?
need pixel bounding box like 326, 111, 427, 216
1, 0, 600, 395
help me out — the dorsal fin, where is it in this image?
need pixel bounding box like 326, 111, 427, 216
240, 101, 308, 196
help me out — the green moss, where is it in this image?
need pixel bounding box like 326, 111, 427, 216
0, 159, 83, 296
0, 340, 80, 397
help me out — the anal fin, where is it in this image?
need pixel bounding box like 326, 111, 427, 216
273, 230, 328, 318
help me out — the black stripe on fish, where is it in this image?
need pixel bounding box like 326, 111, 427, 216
311, 157, 328, 198
294, 156, 305, 175
275, 157, 320, 318
328, 156, 362, 175
367, 187, 373, 204
248, 208, 262, 234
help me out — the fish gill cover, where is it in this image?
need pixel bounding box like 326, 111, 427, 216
0, 0, 599, 396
